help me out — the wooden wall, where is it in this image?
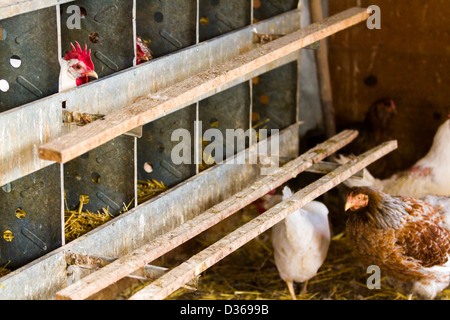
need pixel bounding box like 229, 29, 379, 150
328, 0, 450, 178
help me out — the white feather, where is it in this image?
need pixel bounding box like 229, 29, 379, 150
58, 58, 77, 92
412, 260, 450, 299
272, 186, 330, 284
336, 120, 450, 198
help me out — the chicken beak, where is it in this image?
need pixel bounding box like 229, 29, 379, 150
85, 71, 99, 79
344, 199, 354, 212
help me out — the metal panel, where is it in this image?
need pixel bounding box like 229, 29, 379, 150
137, 104, 197, 188
135, 0, 197, 192
199, 0, 251, 42
64, 136, 135, 216
136, 0, 197, 58
252, 61, 298, 134
199, 82, 250, 162
60, 0, 134, 79
60, 0, 135, 217
253, 0, 299, 21
0, 99, 63, 270
0, 164, 62, 269
0, 10, 302, 187
0, 99, 62, 185
0, 124, 298, 299
69, 124, 298, 258
0, 7, 59, 111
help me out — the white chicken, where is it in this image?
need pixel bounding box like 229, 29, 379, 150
338, 119, 450, 198
59, 42, 98, 92
271, 186, 331, 300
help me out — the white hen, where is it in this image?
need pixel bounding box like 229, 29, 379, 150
338, 119, 450, 198
272, 186, 331, 300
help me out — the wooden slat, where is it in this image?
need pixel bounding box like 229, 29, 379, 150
306, 161, 364, 178
39, 7, 369, 164
310, 0, 337, 138
128, 140, 398, 300
55, 129, 358, 300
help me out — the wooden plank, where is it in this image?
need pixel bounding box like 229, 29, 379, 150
310, 0, 336, 138
55, 129, 358, 300
128, 140, 398, 300
306, 161, 364, 178
39, 7, 369, 164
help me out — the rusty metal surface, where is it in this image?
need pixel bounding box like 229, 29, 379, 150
0, 164, 62, 270
136, 0, 197, 58
0, 7, 59, 111
0, 124, 299, 299
0, 10, 301, 187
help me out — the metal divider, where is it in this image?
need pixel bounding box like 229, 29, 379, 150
0, 7, 62, 268
136, 0, 198, 192
252, 62, 299, 134
60, 0, 136, 226
252, 0, 300, 140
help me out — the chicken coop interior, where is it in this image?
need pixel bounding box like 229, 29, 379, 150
0, 0, 449, 301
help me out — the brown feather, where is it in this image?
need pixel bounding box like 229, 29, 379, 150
345, 187, 450, 282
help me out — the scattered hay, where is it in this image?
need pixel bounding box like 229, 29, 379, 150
0, 261, 11, 278
137, 179, 167, 204
64, 194, 133, 243
65, 179, 166, 243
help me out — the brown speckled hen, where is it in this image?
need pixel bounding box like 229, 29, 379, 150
345, 186, 450, 299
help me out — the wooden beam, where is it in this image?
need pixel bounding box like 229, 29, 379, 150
39, 7, 369, 164
55, 129, 358, 300
306, 161, 364, 178
310, 0, 337, 138
128, 140, 398, 300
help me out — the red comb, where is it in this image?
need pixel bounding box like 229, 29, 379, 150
64, 41, 94, 71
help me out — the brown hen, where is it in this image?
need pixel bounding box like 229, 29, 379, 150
345, 186, 450, 299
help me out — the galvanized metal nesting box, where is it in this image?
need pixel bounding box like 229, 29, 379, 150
0, 0, 391, 300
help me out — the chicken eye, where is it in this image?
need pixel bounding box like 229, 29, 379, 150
75, 65, 81, 70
